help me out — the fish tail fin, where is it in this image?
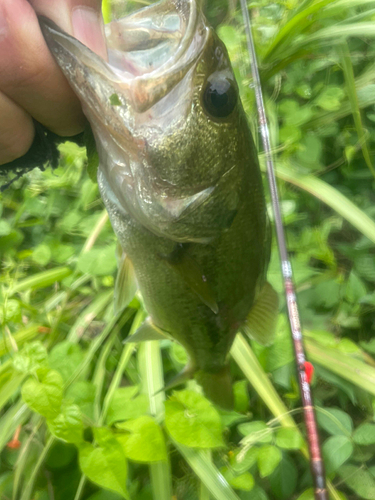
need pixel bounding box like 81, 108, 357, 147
195, 366, 233, 410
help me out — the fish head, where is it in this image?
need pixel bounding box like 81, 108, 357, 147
40, 0, 251, 242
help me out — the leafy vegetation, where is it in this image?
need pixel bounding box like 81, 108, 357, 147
1, 0, 375, 499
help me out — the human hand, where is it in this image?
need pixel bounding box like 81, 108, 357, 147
0, 0, 107, 165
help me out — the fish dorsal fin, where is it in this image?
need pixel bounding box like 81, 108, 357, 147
124, 317, 172, 343
114, 244, 138, 314
161, 244, 219, 314
241, 282, 279, 346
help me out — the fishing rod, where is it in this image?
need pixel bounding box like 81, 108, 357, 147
239, 2, 328, 499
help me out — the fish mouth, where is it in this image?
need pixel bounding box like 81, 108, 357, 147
40, 1, 213, 242
40, 0, 207, 113
104, 0, 205, 111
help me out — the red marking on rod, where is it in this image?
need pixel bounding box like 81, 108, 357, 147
304, 361, 314, 384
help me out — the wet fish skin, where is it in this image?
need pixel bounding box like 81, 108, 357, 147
40, 0, 272, 409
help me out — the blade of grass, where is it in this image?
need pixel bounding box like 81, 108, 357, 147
275, 163, 375, 245
0, 325, 40, 357
0, 373, 27, 413
73, 476, 87, 500
338, 41, 375, 178
20, 435, 54, 500
138, 340, 172, 500
13, 417, 43, 500
102, 0, 112, 23
262, 0, 334, 63
67, 289, 114, 342
8, 267, 72, 295
0, 401, 29, 452
99, 310, 143, 425
302, 22, 375, 45
66, 309, 133, 387
91, 323, 122, 423
200, 450, 212, 500
231, 334, 298, 430
305, 337, 375, 395
81, 210, 109, 253
174, 443, 241, 500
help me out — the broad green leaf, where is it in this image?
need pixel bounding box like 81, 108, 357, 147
222, 467, 254, 492
257, 445, 282, 478
230, 448, 259, 474
353, 423, 375, 445
296, 489, 314, 500
164, 390, 224, 448
323, 435, 353, 474
237, 421, 273, 444
45, 440, 77, 470
47, 403, 84, 444
65, 381, 96, 421
275, 427, 304, 450
0, 219, 11, 236
296, 135, 322, 170
269, 455, 298, 500
0, 299, 21, 324
233, 380, 250, 413
87, 492, 123, 500
77, 245, 117, 276
116, 416, 167, 462
317, 407, 353, 436
338, 465, 375, 500
79, 429, 128, 499
106, 387, 149, 426
32, 244, 52, 266
278, 100, 313, 125
21, 369, 63, 419
49, 342, 84, 382
219, 410, 247, 428
315, 86, 345, 111
355, 255, 375, 283
13, 341, 48, 374
246, 485, 269, 500
170, 343, 188, 367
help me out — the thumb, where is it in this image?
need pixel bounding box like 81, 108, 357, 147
29, 0, 107, 59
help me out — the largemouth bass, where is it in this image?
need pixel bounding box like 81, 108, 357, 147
40, 0, 278, 409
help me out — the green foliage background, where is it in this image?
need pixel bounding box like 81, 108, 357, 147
1, 1, 375, 499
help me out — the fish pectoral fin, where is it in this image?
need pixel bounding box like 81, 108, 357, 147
162, 244, 218, 314
241, 281, 279, 346
124, 317, 172, 343
114, 244, 138, 314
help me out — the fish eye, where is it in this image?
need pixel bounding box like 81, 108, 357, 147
203, 77, 238, 119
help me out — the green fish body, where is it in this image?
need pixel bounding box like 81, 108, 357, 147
40, 0, 277, 408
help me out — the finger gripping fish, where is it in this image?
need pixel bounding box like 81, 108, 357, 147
40, 0, 278, 409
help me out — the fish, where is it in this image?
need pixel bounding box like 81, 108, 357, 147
40, 0, 278, 409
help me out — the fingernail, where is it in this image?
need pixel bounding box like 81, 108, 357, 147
72, 6, 107, 59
